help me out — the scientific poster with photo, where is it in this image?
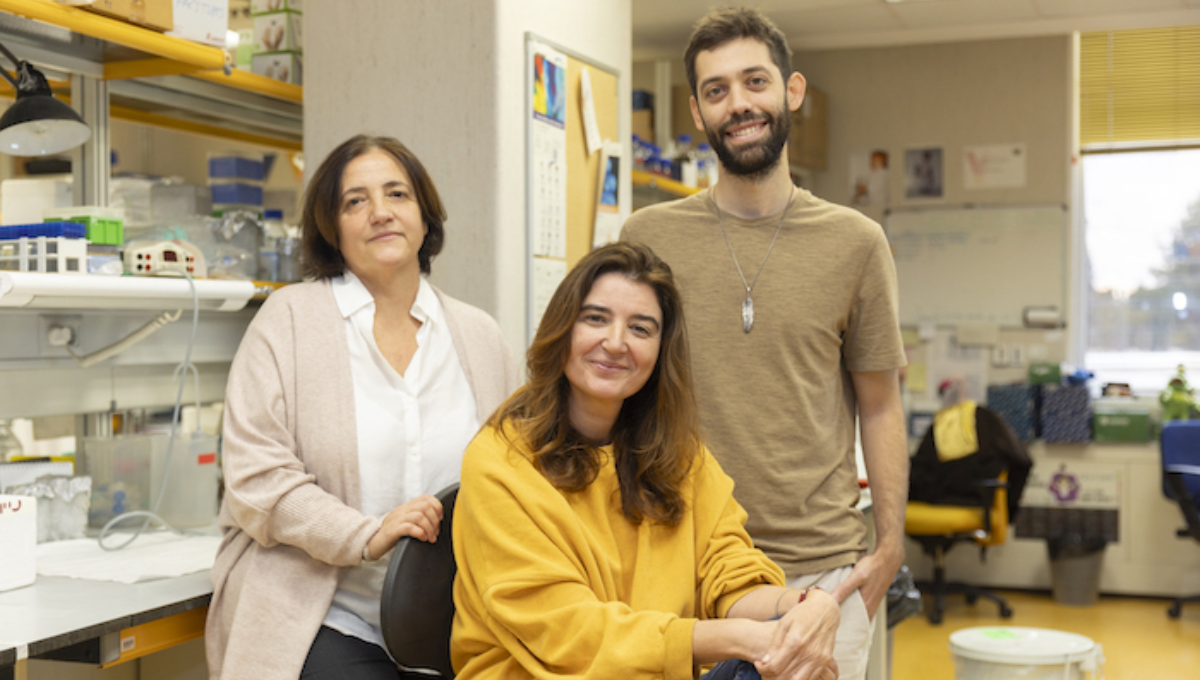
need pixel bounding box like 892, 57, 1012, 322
849, 149, 889, 207
905, 147, 944, 199
529, 41, 568, 259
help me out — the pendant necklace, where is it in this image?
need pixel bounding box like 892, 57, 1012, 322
714, 186, 793, 333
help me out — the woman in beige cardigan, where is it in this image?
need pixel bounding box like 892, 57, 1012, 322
206, 135, 519, 680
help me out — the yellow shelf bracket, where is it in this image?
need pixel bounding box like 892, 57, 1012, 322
104, 58, 207, 81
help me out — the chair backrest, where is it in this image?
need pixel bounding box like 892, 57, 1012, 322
1159, 421, 1200, 541
380, 483, 460, 679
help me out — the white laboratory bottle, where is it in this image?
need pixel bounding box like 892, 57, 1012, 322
259, 209, 285, 281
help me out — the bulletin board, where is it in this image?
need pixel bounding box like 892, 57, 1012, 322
886, 205, 1068, 327
526, 34, 620, 341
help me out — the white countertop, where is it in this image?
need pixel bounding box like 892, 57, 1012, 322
0, 570, 212, 665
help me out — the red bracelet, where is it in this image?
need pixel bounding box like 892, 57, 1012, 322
798, 585, 822, 604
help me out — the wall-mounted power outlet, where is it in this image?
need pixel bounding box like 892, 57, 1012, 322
38, 314, 82, 356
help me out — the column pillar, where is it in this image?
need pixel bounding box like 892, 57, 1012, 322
305, 0, 631, 352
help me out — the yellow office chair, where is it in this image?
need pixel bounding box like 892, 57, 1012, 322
906, 472, 1012, 624
906, 398, 1031, 624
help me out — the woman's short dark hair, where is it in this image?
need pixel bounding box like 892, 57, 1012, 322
488, 241, 702, 526
684, 7, 794, 99
300, 134, 446, 279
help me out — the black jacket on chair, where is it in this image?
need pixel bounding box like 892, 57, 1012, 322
909, 405, 1032, 521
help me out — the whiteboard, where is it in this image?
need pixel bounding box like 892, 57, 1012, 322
886, 205, 1067, 326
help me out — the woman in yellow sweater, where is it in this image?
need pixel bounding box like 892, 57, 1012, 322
451, 242, 840, 680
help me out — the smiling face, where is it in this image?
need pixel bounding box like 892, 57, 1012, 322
564, 272, 664, 440
336, 148, 427, 284
690, 37, 805, 179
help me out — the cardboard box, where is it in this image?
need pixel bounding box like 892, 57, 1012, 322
0, 495, 37, 592
250, 0, 302, 13
1041, 385, 1092, 443
167, 0, 229, 47
1, 176, 73, 226
1093, 401, 1153, 443
251, 52, 302, 85
1029, 362, 1062, 385
253, 10, 303, 53
208, 152, 265, 182
211, 182, 264, 206
85, 0, 174, 32
986, 383, 1039, 442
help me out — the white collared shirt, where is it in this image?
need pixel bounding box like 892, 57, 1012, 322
323, 270, 479, 648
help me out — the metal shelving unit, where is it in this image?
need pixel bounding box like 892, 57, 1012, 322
0, 1, 301, 151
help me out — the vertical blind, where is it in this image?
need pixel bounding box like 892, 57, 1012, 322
1079, 27, 1200, 150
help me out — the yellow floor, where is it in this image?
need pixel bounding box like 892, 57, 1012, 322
890, 590, 1200, 679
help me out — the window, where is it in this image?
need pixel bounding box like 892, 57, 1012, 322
1083, 150, 1200, 393
1080, 28, 1200, 394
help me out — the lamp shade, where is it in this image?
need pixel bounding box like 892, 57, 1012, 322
0, 91, 91, 156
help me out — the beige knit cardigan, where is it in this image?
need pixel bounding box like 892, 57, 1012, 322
205, 279, 520, 680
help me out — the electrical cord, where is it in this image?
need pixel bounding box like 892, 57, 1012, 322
66, 309, 182, 368
98, 271, 203, 551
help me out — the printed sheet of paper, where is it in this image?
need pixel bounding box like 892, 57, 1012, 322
964, 143, 1026, 190
530, 41, 568, 259
531, 257, 568, 333
580, 67, 603, 156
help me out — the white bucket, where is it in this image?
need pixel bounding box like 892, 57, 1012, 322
949, 627, 1104, 680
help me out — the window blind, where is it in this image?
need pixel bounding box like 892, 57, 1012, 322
1080, 27, 1200, 150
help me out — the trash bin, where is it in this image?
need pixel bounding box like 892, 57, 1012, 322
1046, 534, 1107, 606
887, 565, 922, 628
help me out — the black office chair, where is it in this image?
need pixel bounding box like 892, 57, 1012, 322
380, 483, 460, 678
906, 403, 1031, 624
1159, 422, 1200, 619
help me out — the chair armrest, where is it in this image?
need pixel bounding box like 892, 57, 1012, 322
971, 478, 1008, 534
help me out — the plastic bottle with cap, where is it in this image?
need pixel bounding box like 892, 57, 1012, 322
258, 209, 285, 282
697, 142, 719, 187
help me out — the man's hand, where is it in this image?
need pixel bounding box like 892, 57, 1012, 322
829, 544, 904, 618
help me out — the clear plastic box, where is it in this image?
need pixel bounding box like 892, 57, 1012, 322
82, 433, 219, 529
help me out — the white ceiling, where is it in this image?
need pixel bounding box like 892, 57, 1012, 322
632, 0, 1200, 59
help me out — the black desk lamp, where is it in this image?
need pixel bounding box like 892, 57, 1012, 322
0, 39, 91, 156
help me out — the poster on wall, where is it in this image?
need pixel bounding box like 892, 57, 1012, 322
592, 140, 624, 248
529, 41, 568, 260
1014, 462, 1120, 542
904, 147, 943, 199
964, 143, 1026, 190
849, 149, 889, 207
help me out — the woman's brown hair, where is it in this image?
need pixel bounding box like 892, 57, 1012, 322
300, 134, 446, 279
489, 242, 701, 525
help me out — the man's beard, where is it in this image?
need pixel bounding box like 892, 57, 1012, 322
703, 105, 791, 180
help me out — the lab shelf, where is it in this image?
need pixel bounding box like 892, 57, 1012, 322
0, 1, 302, 149
0, 271, 256, 312
631, 169, 700, 209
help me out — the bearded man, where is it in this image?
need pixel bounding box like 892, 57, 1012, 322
621, 8, 909, 680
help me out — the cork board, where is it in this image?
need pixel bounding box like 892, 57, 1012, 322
564, 54, 619, 267
526, 34, 620, 342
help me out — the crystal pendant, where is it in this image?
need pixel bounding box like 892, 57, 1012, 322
742, 295, 754, 333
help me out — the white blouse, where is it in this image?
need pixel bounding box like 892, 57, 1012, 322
323, 271, 479, 648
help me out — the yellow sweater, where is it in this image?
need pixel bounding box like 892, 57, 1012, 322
451, 425, 785, 680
